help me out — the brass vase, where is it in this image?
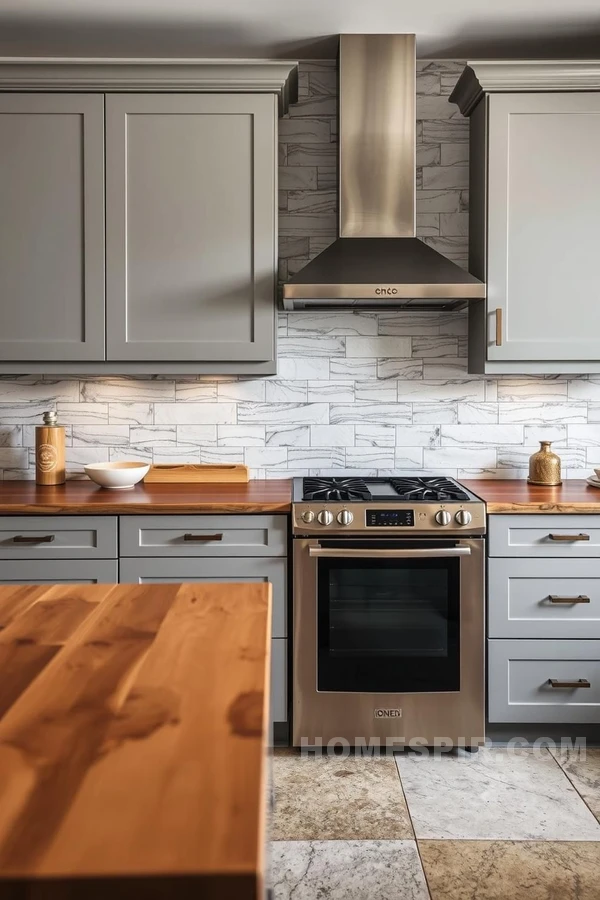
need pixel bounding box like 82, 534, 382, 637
527, 440, 562, 486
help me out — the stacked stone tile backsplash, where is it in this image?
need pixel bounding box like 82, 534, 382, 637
0, 59, 598, 481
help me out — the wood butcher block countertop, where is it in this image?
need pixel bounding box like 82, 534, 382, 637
462, 479, 600, 513
0, 479, 292, 514
0, 582, 272, 899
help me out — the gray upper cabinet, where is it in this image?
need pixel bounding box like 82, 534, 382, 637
105, 93, 277, 364
0, 93, 105, 362
0, 59, 297, 375
451, 62, 600, 374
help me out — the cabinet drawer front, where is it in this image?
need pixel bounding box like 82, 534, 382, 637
0, 559, 118, 584
0, 516, 117, 559
488, 639, 600, 723
271, 638, 288, 724
119, 515, 287, 557
489, 558, 600, 639
489, 515, 600, 557
119, 556, 287, 638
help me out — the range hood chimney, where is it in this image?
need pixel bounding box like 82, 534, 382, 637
282, 35, 485, 310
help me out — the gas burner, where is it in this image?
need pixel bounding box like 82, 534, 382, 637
390, 477, 470, 502
303, 477, 372, 502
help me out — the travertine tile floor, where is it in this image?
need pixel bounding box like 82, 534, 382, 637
270, 747, 600, 899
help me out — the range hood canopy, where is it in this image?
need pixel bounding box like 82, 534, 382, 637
282, 34, 485, 311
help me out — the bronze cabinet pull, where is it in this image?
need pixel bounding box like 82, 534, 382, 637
548, 595, 591, 604
548, 533, 590, 542
495, 308, 503, 346
12, 534, 55, 543
549, 679, 591, 689
183, 533, 223, 542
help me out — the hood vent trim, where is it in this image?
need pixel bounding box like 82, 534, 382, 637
282, 35, 485, 310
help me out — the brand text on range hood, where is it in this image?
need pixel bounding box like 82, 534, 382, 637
282, 34, 485, 310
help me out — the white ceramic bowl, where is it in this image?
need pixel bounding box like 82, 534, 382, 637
84, 461, 150, 490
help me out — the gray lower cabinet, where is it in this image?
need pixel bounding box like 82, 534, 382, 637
0, 93, 105, 362
0, 516, 118, 560
488, 514, 600, 724
0, 559, 118, 584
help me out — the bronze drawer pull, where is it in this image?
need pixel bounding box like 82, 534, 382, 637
12, 534, 55, 544
548, 533, 590, 542
183, 533, 223, 542
549, 595, 591, 604
549, 679, 591, 689
495, 308, 503, 346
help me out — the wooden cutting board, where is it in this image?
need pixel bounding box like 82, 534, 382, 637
144, 463, 250, 484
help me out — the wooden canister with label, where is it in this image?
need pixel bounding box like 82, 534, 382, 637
35, 411, 66, 485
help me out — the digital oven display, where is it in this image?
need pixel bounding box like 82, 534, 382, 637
366, 509, 415, 527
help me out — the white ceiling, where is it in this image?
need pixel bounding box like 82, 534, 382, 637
1, 0, 600, 58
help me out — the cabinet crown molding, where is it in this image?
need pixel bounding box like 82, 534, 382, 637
450, 60, 600, 115
0, 57, 299, 114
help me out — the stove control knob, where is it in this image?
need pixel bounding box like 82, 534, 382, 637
317, 509, 334, 526
301, 510, 315, 524
337, 509, 354, 526
435, 510, 452, 526
455, 509, 472, 526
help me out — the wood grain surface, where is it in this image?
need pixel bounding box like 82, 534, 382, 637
0, 479, 292, 515
0, 582, 272, 899
463, 479, 600, 513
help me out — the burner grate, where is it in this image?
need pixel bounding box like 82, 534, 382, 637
390, 477, 470, 502
303, 477, 372, 502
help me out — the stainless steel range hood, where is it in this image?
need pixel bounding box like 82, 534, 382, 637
281, 34, 485, 311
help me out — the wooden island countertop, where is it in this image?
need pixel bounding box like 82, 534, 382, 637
0, 479, 292, 515
462, 478, 600, 513
0, 582, 272, 899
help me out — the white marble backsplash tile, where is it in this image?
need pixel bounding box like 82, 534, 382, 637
0, 60, 597, 480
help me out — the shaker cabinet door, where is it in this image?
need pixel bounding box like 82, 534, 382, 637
487, 92, 600, 362
0, 94, 105, 361
105, 93, 276, 363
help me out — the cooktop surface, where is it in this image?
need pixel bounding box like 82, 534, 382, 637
299, 476, 473, 504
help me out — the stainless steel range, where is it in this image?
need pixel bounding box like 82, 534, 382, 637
292, 476, 486, 749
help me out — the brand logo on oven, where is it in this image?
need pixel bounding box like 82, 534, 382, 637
375, 287, 398, 295
373, 708, 402, 719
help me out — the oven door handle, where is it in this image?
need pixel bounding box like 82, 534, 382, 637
308, 546, 472, 559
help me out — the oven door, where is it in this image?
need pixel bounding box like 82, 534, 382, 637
310, 539, 468, 694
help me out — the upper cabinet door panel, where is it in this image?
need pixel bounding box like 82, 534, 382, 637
0, 94, 105, 361
487, 92, 600, 362
105, 94, 276, 362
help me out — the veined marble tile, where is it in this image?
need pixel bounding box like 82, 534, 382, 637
286, 142, 337, 167
346, 336, 412, 358
346, 448, 395, 468
377, 311, 446, 335
413, 402, 458, 425
424, 446, 497, 468
81, 378, 175, 402
278, 166, 317, 190
395, 425, 441, 447
397, 381, 485, 402
396, 747, 600, 840
107, 403, 153, 425
175, 425, 218, 447
0, 449, 28, 469
238, 403, 328, 425
0, 377, 78, 402
412, 335, 459, 358
416, 71, 441, 95
266, 381, 308, 402
153, 447, 200, 464
201, 447, 244, 464
278, 116, 330, 142
330, 403, 412, 425
2, 468, 34, 481
377, 359, 424, 380
418, 95, 463, 119
459, 467, 528, 480
109, 446, 152, 464
266, 425, 310, 447
457, 402, 499, 424
330, 359, 378, 380
216, 380, 266, 402
288, 94, 336, 117
440, 212, 469, 236
422, 166, 468, 190
587, 403, 600, 423
128, 426, 177, 448
419, 840, 600, 900
216, 425, 264, 447
288, 447, 345, 468
421, 358, 470, 380
355, 380, 397, 402
271, 751, 412, 841
55, 402, 109, 424
277, 357, 330, 380
440, 144, 469, 166
497, 379, 568, 401
270, 841, 429, 900
65, 447, 110, 472
485, 380, 499, 401
568, 377, 600, 400
355, 424, 395, 447
244, 447, 288, 469
441, 424, 523, 445
279, 336, 345, 357
174, 381, 219, 401
498, 446, 586, 470
422, 119, 469, 143
0, 401, 59, 424
416, 145, 441, 169
0, 426, 22, 447
567, 424, 600, 448
306, 381, 354, 402
311, 424, 355, 447
498, 402, 587, 424
287, 312, 378, 336
550, 747, 600, 821
395, 447, 425, 467
288, 189, 336, 215
72, 425, 130, 447
416, 212, 440, 235
416, 189, 464, 213
154, 402, 236, 425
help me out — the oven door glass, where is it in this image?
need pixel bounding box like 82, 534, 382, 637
317, 542, 461, 693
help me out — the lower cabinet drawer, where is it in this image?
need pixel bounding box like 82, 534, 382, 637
489, 558, 600, 639
489, 515, 600, 558
119, 556, 287, 638
119, 515, 287, 558
271, 638, 287, 724
488, 639, 600, 723
0, 516, 117, 560
0, 559, 118, 584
